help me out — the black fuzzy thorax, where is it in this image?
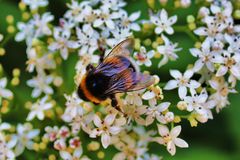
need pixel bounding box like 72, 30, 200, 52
85, 73, 111, 100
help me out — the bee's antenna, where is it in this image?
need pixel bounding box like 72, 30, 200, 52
97, 40, 106, 62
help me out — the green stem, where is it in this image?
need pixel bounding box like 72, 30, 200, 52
173, 25, 199, 42
0, 34, 14, 47
171, 121, 174, 129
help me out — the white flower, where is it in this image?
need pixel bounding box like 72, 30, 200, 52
48, 27, 79, 60
119, 10, 141, 31
27, 96, 53, 121
164, 69, 201, 99
101, 0, 126, 11
106, 27, 132, 47
113, 137, 147, 160
69, 137, 81, 149
125, 89, 145, 106
23, 0, 48, 10
194, 23, 225, 42
134, 46, 155, 67
61, 93, 84, 122
54, 138, 66, 150
76, 5, 97, 24
150, 9, 177, 35
157, 34, 182, 68
44, 126, 59, 142
70, 113, 94, 135
155, 125, 188, 156
76, 24, 99, 55
122, 105, 146, 125
183, 89, 215, 116
209, 1, 232, 26
0, 78, 13, 100
209, 77, 237, 112
90, 114, 123, 148
12, 123, 40, 156
33, 12, 54, 37
180, 0, 191, 8
0, 140, 15, 160
225, 34, 240, 54
93, 7, 120, 29
190, 40, 215, 72
58, 126, 70, 139
27, 74, 54, 98
65, 0, 88, 23
15, 21, 35, 46
142, 86, 163, 107
26, 48, 56, 73
145, 102, 171, 125
214, 51, 240, 79
60, 147, 85, 160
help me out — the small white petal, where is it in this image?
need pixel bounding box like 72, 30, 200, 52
170, 70, 182, 79
142, 91, 155, 100
165, 27, 174, 35
194, 27, 208, 36
168, 15, 177, 25
216, 66, 228, 77
93, 19, 104, 27
189, 80, 201, 89
106, 20, 115, 29
174, 138, 189, 148
101, 133, 111, 148
157, 102, 171, 112
164, 80, 178, 90
170, 125, 181, 138
37, 112, 44, 120
178, 86, 187, 99
129, 11, 141, 21
60, 151, 72, 160
109, 126, 121, 135
193, 59, 204, 72
160, 9, 168, 22
155, 27, 163, 34
167, 141, 176, 156
189, 48, 201, 57
26, 112, 35, 121
104, 114, 115, 126
157, 124, 169, 136
230, 66, 240, 78
130, 23, 141, 31
94, 115, 102, 128
184, 70, 194, 79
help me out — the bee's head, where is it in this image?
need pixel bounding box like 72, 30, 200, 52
86, 64, 95, 73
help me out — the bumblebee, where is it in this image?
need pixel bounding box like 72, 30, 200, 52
77, 38, 154, 110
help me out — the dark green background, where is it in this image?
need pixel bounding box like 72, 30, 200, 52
0, 0, 240, 159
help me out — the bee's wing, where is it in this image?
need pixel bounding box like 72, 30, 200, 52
105, 38, 134, 58
104, 68, 155, 95
94, 56, 132, 76
94, 38, 135, 76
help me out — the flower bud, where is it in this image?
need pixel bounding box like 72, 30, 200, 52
177, 101, 187, 110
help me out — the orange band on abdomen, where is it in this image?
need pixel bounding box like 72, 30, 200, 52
80, 74, 101, 104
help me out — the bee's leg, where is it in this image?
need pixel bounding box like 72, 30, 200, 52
110, 95, 123, 113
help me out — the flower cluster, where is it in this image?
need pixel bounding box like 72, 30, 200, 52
0, 0, 240, 159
